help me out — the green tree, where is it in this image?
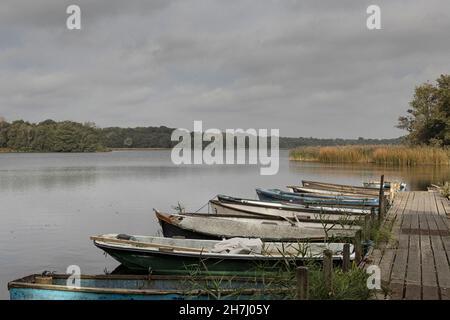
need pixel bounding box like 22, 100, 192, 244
398, 74, 450, 146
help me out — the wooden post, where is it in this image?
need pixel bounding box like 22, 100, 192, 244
342, 243, 350, 272
295, 266, 309, 300
378, 175, 385, 223
363, 214, 370, 241
370, 207, 376, 225
354, 229, 362, 264
323, 249, 333, 294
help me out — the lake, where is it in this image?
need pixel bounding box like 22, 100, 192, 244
0, 150, 449, 299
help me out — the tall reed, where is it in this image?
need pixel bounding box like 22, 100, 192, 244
289, 145, 449, 166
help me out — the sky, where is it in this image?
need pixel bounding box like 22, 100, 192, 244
0, 0, 449, 138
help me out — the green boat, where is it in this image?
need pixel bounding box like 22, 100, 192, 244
91, 234, 354, 276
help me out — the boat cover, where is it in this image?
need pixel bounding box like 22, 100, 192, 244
210, 238, 263, 255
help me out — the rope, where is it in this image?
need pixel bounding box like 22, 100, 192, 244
193, 197, 216, 213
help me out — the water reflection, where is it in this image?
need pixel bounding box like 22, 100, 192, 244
1, 150, 449, 299
288, 161, 450, 191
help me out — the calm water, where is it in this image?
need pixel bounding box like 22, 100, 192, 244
0, 150, 448, 299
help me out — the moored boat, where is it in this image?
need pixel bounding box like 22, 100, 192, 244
155, 211, 360, 242
256, 188, 379, 207
301, 180, 383, 196
8, 273, 286, 300
363, 181, 406, 191
210, 197, 370, 221
91, 234, 355, 275
287, 186, 378, 199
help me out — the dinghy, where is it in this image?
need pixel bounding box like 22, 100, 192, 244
363, 181, 406, 191
91, 234, 355, 275
256, 189, 379, 207
301, 180, 382, 196
213, 195, 372, 216
287, 186, 378, 198
8, 273, 286, 300
155, 211, 360, 242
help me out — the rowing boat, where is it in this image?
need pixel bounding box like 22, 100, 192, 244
8, 273, 286, 300
91, 234, 355, 275
287, 186, 379, 198
210, 196, 371, 220
256, 189, 379, 207
155, 211, 359, 242
363, 181, 406, 191
301, 180, 383, 196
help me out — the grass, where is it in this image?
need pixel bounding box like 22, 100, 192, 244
181, 235, 374, 300
289, 145, 450, 166
439, 182, 450, 199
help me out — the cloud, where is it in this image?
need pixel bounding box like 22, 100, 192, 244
0, 0, 449, 138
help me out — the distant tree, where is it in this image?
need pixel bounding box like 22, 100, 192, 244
123, 137, 133, 147
398, 74, 450, 146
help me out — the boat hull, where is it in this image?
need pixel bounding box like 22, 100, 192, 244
214, 196, 372, 216
256, 189, 379, 207
156, 211, 359, 242
92, 234, 354, 276
9, 274, 282, 300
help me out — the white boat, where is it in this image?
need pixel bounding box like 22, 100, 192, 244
155, 211, 360, 242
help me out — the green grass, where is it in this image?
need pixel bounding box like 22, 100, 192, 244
182, 247, 373, 300
440, 182, 450, 199
289, 145, 450, 166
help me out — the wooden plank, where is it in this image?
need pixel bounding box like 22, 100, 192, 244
430, 235, 450, 294
405, 284, 421, 300
405, 192, 421, 299
434, 192, 446, 216
422, 286, 439, 300
390, 281, 404, 300
379, 249, 395, 283
420, 198, 437, 289
391, 248, 408, 284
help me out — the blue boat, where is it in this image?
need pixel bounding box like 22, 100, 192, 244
8, 273, 288, 300
256, 188, 379, 207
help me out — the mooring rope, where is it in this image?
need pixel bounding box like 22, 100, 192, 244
193, 197, 216, 213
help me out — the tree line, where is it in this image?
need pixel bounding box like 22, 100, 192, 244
0, 118, 402, 152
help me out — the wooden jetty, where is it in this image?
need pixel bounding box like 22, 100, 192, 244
365, 191, 450, 300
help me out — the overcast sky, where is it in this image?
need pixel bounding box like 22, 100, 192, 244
0, 0, 449, 138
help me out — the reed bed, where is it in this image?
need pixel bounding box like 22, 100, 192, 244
289, 145, 450, 166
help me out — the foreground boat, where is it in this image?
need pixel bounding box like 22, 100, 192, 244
8, 273, 287, 300
210, 196, 370, 220
256, 188, 379, 207
155, 211, 359, 242
92, 234, 355, 275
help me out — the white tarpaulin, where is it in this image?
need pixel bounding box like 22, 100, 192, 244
210, 238, 263, 254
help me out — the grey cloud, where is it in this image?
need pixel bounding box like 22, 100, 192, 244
0, 0, 449, 138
